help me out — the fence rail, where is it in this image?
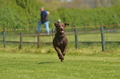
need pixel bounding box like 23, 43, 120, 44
0, 23, 120, 32
0, 24, 120, 51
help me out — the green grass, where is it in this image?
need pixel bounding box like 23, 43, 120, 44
0, 31, 120, 79
0, 53, 120, 79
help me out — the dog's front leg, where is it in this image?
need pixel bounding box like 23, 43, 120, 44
54, 47, 64, 62
62, 45, 67, 56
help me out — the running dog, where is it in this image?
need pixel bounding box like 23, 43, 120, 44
53, 22, 69, 62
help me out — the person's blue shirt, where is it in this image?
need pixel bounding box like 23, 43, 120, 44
40, 11, 49, 23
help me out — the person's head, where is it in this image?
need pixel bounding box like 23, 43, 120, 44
40, 7, 44, 11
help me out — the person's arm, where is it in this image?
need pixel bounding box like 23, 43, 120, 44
47, 11, 50, 15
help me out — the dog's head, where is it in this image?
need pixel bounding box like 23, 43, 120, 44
54, 23, 69, 35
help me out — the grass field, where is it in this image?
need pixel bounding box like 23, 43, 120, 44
0, 30, 120, 79
0, 52, 120, 79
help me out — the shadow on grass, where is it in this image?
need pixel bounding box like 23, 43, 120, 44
38, 61, 59, 64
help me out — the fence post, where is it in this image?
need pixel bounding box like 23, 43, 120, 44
37, 33, 40, 48
19, 32, 22, 49
3, 28, 6, 48
100, 26, 105, 51
74, 26, 78, 49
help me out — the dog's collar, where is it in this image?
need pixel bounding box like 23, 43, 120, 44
56, 33, 65, 38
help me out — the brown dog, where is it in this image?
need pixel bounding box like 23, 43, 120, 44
53, 22, 69, 62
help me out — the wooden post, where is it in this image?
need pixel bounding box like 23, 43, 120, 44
37, 33, 40, 48
74, 26, 78, 49
100, 26, 105, 51
19, 32, 22, 49
3, 28, 6, 48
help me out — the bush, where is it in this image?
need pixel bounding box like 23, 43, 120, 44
0, 0, 120, 30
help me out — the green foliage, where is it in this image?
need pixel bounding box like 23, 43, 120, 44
57, 6, 120, 26
0, 0, 120, 30
0, 0, 42, 29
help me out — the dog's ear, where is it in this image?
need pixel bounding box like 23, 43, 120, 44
64, 23, 69, 26
54, 23, 58, 27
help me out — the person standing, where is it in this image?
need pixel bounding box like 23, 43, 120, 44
38, 7, 50, 35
